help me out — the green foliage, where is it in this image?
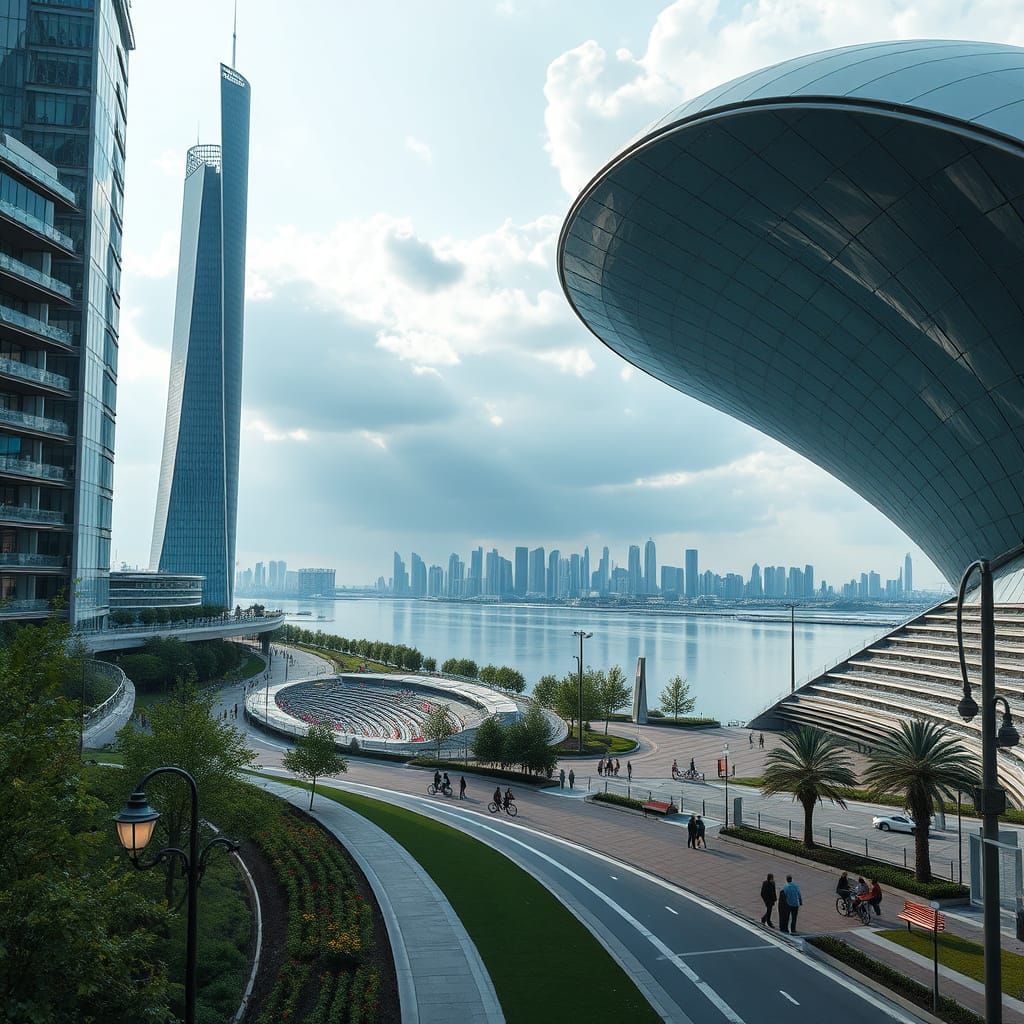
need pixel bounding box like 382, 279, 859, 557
471, 716, 505, 764
282, 723, 349, 809
659, 675, 696, 719
532, 673, 560, 708
809, 937, 984, 1024
479, 664, 526, 693
760, 726, 857, 848
504, 705, 558, 775
720, 826, 967, 899
270, 624, 427, 673
423, 703, 457, 755
0, 619, 171, 1023
595, 666, 631, 734
110, 636, 245, 692
441, 657, 479, 678
406, 759, 554, 786
593, 791, 646, 811
862, 719, 979, 882
556, 726, 636, 755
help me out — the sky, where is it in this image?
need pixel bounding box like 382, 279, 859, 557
112, 0, 1024, 591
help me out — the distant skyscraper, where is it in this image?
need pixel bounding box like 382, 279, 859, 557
528, 547, 545, 595
749, 563, 763, 597
297, 567, 335, 598
547, 549, 560, 598
410, 552, 426, 597
468, 546, 483, 597
392, 552, 408, 595
643, 538, 657, 595
628, 545, 642, 596
684, 549, 698, 598
151, 63, 251, 609
254, 561, 265, 589
581, 546, 591, 596
447, 553, 463, 597
427, 564, 444, 597
904, 553, 913, 597
485, 548, 500, 596
514, 546, 528, 597
599, 546, 610, 593
804, 564, 814, 597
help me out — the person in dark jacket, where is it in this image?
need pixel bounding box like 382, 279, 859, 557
696, 815, 707, 848
777, 882, 791, 933
760, 873, 777, 927
836, 871, 852, 911
686, 814, 698, 849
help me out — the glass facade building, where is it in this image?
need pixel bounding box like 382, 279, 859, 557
150, 65, 250, 610
0, 0, 134, 628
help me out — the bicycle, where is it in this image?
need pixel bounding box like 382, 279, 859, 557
673, 768, 702, 781
428, 783, 453, 797
488, 800, 518, 817
835, 895, 872, 925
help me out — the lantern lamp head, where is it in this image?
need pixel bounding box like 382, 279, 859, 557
114, 790, 160, 858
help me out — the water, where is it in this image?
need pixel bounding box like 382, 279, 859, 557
251, 596, 905, 721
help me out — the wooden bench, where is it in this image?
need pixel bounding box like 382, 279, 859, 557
642, 800, 677, 818
898, 899, 945, 933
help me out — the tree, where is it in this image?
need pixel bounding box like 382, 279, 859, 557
282, 723, 348, 809
596, 665, 631, 733
423, 703, 456, 756
551, 671, 600, 740
861, 719, 978, 882
0, 619, 170, 1023
659, 675, 696, 720
494, 666, 526, 693
760, 727, 857, 848
471, 716, 505, 765
532, 674, 560, 708
516, 705, 557, 775
118, 685, 261, 901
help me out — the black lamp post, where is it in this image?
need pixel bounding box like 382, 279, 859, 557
114, 767, 238, 1024
955, 558, 1020, 1024
572, 630, 593, 754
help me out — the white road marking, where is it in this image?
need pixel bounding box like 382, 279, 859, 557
780, 991, 799, 1005
665, 906, 679, 915
681, 945, 773, 957
827, 822, 857, 829
610, 874, 619, 880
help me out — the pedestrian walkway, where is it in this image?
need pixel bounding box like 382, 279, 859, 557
255, 777, 504, 1024
83, 675, 135, 749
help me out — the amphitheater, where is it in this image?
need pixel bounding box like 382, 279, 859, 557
245, 672, 564, 754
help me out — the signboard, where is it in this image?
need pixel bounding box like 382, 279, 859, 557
717, 757, 728, 778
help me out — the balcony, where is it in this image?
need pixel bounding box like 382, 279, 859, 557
0, 250, 73, 304
0, 355, 71, 393
0, 139, 76, 207
0, 303, 73, 348
0, 552, 67, 569
0, 454, 71, 482
0, 406, 70, 438
0, 503, 67, 526
0, 196, 75, 254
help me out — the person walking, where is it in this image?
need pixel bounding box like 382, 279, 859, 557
696, 815, 707, 849
749, 732, 754, 748
777, 883, 791, 934
759, 873, 777, 927
597, 759, 604, 777
459, 776, 467, 800
568, 769, 575, 789
781, 875, 802, 933
759, 733, 765, 749
559, 768, 566, 789
686, 814, 698, 849
614, 758, 621, 777
627, 761, 633, 781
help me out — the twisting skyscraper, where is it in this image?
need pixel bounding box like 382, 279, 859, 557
150, 64, 250, 609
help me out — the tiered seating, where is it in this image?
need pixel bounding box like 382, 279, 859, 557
751, 600, 1024, 807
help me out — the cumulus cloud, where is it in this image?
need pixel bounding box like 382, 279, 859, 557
404, 135, 433, 162
385, 231, 464, 291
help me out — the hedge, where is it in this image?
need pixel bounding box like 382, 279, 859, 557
809, 937, 984, 1024
593, 791, 646, 812
646, 716, 721, 729
719, 826, 968, 900
407, 758, 555, 787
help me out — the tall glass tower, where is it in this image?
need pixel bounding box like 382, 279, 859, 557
151, 64, 250, 610
0, 0, 134, 629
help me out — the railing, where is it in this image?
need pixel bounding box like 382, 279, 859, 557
0, 405, 70, 436
0, 454, 71, 481
0, 503, 66, 524
0, 597, 49, 613
81, 611, 286, 637
0, 354, 70, 391
0, 140, 76, 204
0, 195, 74, 250
0, 250, 72, 299
83, 661, 127, 724
0, 552, 66, 568
0, 302, 73, 344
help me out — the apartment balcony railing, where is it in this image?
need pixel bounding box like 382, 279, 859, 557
0, 355, 71, 391
0, 196, 75, 251
0, 140, 76, 206
0, 250, 73, 300
0, 454, 71, 481
0, 597, 50, 613
0, 303, 73, 345
0, 503, 66, 525
0, 405, 70, 436
0, 552, 66, 568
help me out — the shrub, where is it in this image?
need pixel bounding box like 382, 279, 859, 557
647, 708, 664, 718
593, 791, 646, 811
407, 758, 553, 786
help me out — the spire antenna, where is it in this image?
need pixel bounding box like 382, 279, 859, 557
232, 0, 237, 67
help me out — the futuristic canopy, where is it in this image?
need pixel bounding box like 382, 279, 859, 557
558, 40, 1024, 584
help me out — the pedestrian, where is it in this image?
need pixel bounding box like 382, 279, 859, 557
759, 733, 765, 749
696, 815, 707, 848
568, 769, 575, 789
760, 873, 776, 927
866, 878, 883, 917
781, 875, 802, 933
749, 732, 754, 748
627, 761, 633, 781
597, 759, 604, 777
687, 814, 697, 849
559, 768, 566, 789
459, 776, 467, 800
614, 758, 620, 777
777, 883, 791, 934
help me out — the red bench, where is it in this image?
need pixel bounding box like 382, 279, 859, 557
642, 800, 677, 818
898, 899, 945, 933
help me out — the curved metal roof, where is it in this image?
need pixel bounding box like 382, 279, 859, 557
559, 40, 1024, 584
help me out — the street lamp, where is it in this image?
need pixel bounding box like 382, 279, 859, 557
114, 767, 238, 1024
785, 603, 797, 693
722, 742, 730, 827
955, 557, 1019, 1024
572, 630, 593, 754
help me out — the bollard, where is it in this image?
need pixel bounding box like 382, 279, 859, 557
904, 848, 907, 868
829, 828, 832, 848
588, 776, 591, 791
758, 813, 761, 830
605, 779, 608, 793
702, 799, 706, 815
865, 837, 869, 858
789, 820, 792, 839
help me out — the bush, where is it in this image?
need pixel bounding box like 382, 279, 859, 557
441, 657, 478, 678
720, 826, 967, 899
647, 709, 664, 718
648, 716, 720, 729
407, 758, 554, 786
809, 937, 983, 1024
593, 791, 646, 811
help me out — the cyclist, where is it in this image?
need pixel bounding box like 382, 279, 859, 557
503, 787, 515, 812
442, 771, 451, 793
671, 758, 679, 779
493, 785, 502, 809
836, 871, 853, 911
689, 757, 696, 775
433, 770, 442, 791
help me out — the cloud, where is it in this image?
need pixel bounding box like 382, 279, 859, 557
385, 231, 464, 292
404, 135, 433, 163
536, 346, 596, 376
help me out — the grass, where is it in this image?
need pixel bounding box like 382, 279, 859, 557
556, 726, 637, 756
83, 748, 124, 764
879, 928, 1024, 998
290, 643, 400, 675
275, 778, 660, 1023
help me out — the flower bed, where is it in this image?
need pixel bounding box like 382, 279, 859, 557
254, 812, 379, 1023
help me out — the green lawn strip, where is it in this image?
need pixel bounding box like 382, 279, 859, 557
878, 928, 1024, 996
289, 642, 399, 675
274, 777, 660, 1023
83, 748, 124, 764
557, 727, 637, 755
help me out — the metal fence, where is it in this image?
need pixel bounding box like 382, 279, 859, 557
83, 661, 127, 725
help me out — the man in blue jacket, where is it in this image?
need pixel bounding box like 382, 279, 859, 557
780, 875, 803, 934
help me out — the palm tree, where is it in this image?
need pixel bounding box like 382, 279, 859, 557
862, 719, 978, 882
761, 727, 857, 848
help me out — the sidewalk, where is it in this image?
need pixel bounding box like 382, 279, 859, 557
83, 674, 135, 748
254, 777, 504, 1024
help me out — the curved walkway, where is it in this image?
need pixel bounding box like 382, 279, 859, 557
254, 777, 504, 1024
83, 674, 135, 749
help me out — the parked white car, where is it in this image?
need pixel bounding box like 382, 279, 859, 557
871, 813, 920, 834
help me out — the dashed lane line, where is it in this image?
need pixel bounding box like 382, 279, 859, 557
780, 991, 800, 1006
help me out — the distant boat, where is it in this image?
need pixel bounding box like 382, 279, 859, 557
294, 611, 312, 617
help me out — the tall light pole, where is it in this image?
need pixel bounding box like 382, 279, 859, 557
956, 557, 1020, 1024
785, 603, 797, 693
572, 630, 593, 754
114, 767, 238, 1024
